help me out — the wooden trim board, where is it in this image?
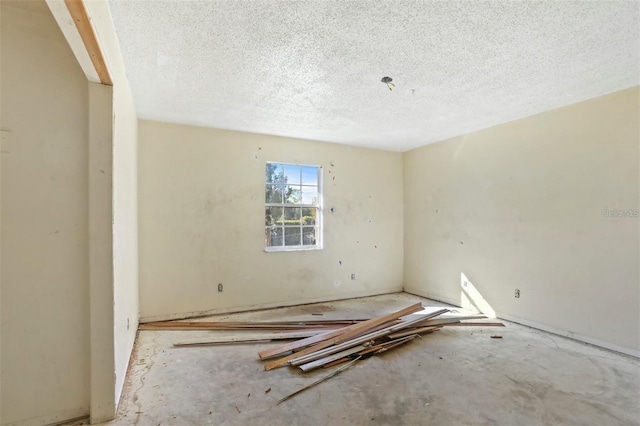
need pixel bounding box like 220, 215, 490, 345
64, 0, 112, 85
287, 309, 449, 367
258, 302, 423, 360
263, 320, 402, 370
174, 330, 329, 346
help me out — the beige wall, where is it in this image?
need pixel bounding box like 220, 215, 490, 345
138, 120, 403, 320
1, 2, 90, 424
404, 87, 640, 356
83, 0, 139, 414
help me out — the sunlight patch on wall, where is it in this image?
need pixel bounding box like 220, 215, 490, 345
461, 272, 496, 318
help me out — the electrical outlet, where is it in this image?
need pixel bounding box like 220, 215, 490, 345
463, 280, 468, 287
351, 273, 356, 280
127, 318, 130, 331
515, 289, 520, 298
218, 283, 223, 292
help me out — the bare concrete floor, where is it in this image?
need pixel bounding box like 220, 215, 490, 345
102, 293, 640, 426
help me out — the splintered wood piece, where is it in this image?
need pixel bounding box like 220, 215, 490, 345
371, 335, 417, 353
323, 357, 351, 368
258, 302, 424, 360
299, 335, 420, 377
321, 335, 422, 368
277, 356, 361, 405
263, 320, 399, 370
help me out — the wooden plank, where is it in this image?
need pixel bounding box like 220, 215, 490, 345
258, 302, 424, 360
64, 0, 112, 85
445, 321, 505, 327
361, 334, 418, 355
303, 334, 421, 373
263, 320, 400, 370
300, 334, 419, 372
141, 319, 366, 331
145, 319, 366, 326
322, 357, 351, 368
288, 309, 449, 365
402, 316, 478, 328
174, 330, 328, 346
140, 324, 343, 331
175, 340, 273, 346
321, 335, 427, 368
388, 325, 443, 339
277, 357, 361, 405
298, 345, 367, 372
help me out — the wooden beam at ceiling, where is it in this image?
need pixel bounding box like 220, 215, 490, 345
64, 0, 112, 85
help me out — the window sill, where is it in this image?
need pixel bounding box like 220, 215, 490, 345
265, 245, 323, 253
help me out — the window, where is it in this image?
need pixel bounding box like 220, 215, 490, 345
265, 162, 322, 251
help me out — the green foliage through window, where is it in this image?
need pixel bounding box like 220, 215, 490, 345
265, 163, 321, 249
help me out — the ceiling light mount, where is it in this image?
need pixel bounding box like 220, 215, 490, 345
381, 76, 395, 91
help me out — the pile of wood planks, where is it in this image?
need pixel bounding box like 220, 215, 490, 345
141, 302, 504, 403
254, 302, 503, 403
257, 302, 454, 372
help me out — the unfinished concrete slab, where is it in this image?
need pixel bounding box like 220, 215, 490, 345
100, 293, 640, 425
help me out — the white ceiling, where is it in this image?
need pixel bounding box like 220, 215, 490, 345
108, 0, 639, 152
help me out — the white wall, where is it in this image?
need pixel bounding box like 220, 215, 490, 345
0, 2, 90, 424
83, 0, 139, 412
138, 120, 403, 321
404, 87, 640, 356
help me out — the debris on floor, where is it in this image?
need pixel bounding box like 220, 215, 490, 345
142, 302, 504, 404
254, 303, 504, 402
140, 318, 366, 331
239, 303, 500, 402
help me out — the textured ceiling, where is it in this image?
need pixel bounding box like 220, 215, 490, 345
108, 0, 639, 152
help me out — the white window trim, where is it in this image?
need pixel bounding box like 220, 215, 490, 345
264, 162, 323, 252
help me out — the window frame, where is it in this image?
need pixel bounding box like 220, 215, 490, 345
264, 161, 323, 252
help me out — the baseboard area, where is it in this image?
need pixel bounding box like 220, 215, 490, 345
48, 415, 90, 426
403, 288, 639, 359
3, 410, 89, 426
498, 313, 640, 359
139, 288, 404, 323
403, 288, 462, 308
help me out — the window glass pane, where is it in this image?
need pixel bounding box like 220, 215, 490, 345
302, 227, 316, 245
301, 187, 317, 205
266, 163, 283, 184
302, 207, 316, 225
283, 185, 301, 204
284, 207, 301, 225
301, 166, 318, 185
265, 207, 283, 226
265, 184, 284, 203
283, 164, 301, 185
265, 163, 320, 250
265, 227, 283, 247
284, 227, 302, 246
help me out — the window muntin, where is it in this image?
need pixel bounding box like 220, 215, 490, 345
265, 163, 321, 251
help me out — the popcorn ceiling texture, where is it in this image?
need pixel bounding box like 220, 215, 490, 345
109, 0, 639, 152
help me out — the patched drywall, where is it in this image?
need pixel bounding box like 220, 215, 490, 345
0, 1, 90, 424
138, 121, 403, 320
404, 87, 640, 356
